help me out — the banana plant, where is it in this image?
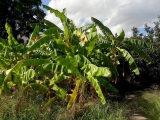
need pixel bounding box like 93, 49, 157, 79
0, 23, 28, 93
91, 17, 153, 83
0, 5, 118, 112
0, 23, 26, 70
0, 22, 63, 93
38, 5, 118, 110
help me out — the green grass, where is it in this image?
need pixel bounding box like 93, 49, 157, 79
0, 91, 54, 120
6, 89, 160, 120
136, 90, 160, 120
0, 91, 129, 120
77, 100, 128, 120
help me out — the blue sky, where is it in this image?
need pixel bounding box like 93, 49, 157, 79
41, 0, 160, 37
41, 0, 50, 13
42, 0, 50, 6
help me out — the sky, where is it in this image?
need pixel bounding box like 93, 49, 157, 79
42, 0, 160, 37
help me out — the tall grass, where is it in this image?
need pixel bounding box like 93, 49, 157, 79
0, 91, 54, 120
77, 100, 128, 120
0, 91, 129, 120
137, 90, 160, 120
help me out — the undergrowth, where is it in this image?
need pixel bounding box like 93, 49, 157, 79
137, 89, 160, 120
0, 91, 129, 120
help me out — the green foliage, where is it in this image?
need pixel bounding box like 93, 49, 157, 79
91, 17, 114, 37
124, 39, 153, 48
42, 63, 66, 75
53, 56, 83, 78
42, 97, 57, 111
27, 35, 53, 52
79, 24, 94, 32
27, 25, 40, 46
23, 69, 35, 84
82, 64, 111, 77
5, 23, 19, 45
131, 42, 160, 86
43, 5, 73, 40
30, 83, 48, 94
87, 76, 106, 104
91, 17, 152, 80
128, 17, 160, 87
52, 84, 67, 99
0, 5, 153, 113
98, 78, 118, 93
117, 30, 125, 42
119, 48, 140, 75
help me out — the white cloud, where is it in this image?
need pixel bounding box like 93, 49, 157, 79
45, 0, 160, 37
125, 31, 133, 38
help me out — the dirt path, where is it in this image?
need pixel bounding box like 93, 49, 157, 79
129, 114, 147, 120
126, 93, 148, 120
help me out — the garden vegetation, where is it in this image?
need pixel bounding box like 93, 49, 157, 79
0, 5, 158, 119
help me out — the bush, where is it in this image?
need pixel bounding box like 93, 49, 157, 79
115, 41, 160, 92
134, 42, 160, 86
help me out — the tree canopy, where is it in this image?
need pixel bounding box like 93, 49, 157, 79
0, 0, 45, 43
131, 15, 160, 42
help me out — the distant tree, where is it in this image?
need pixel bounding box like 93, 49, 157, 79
129, 15, 160, 88
144, 23, 154, 42
131, 27, 144, 40
131, 27, 139, 38
131, 16, 160, 42
139, 33, 143, 40
153, 16, 160, 41
0, 0, 45, 43
154, 22, 160, 41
